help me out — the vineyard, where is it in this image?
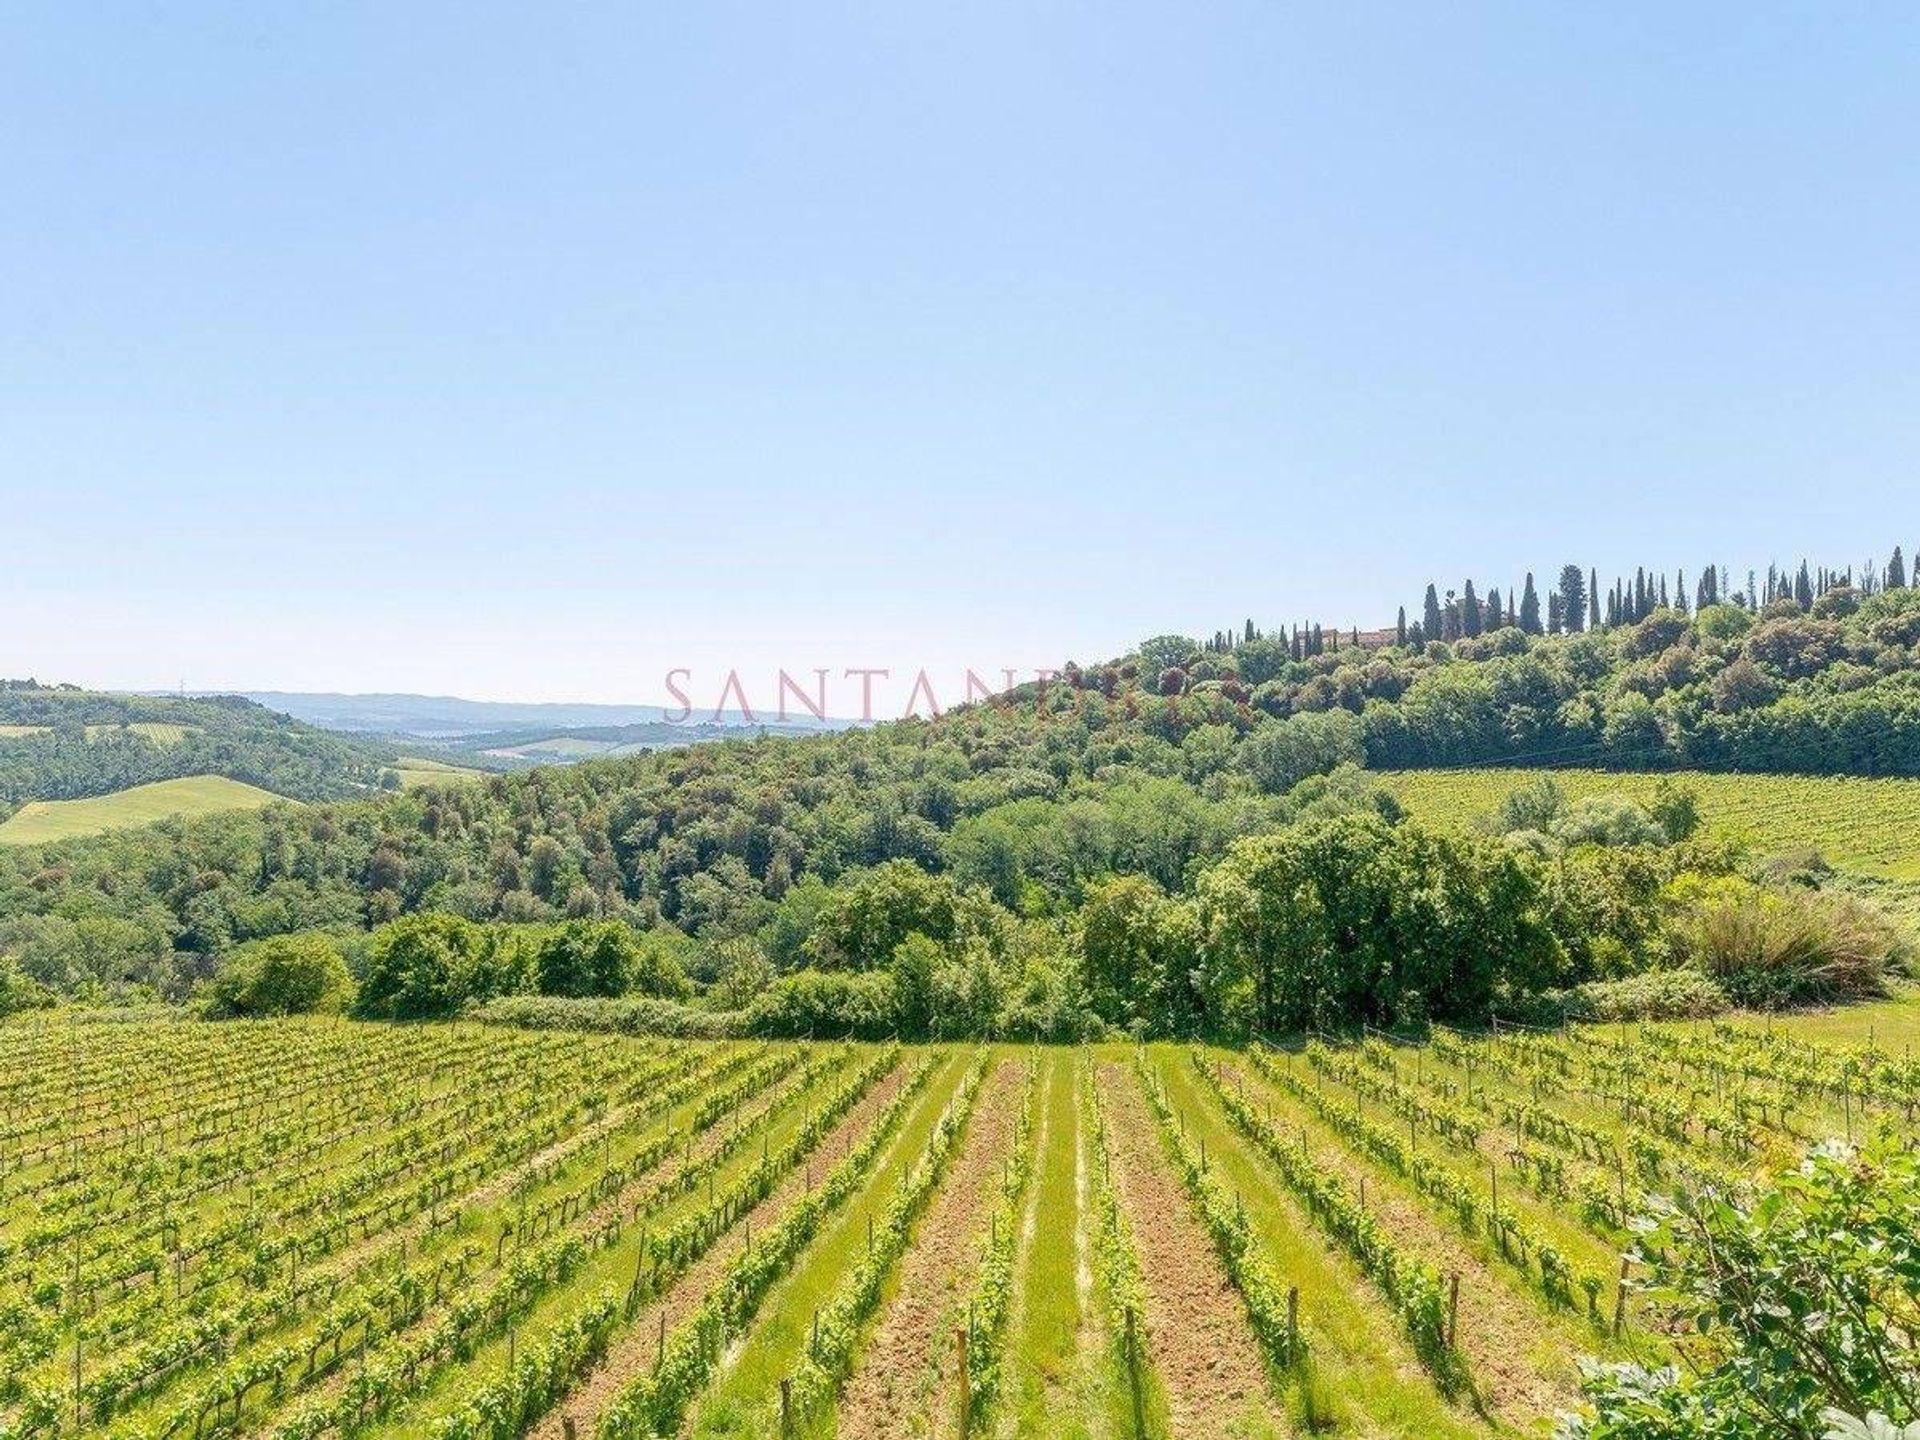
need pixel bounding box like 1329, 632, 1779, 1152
1382, 767, 1920, 880
0, 1008, 1911, 1440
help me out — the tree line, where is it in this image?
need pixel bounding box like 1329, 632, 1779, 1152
1388, 545, 1913, 648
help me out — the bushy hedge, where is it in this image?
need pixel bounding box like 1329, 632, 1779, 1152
468, 993, 743, 1038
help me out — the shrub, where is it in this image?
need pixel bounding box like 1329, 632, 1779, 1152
469, 993, 743, 1038
1677, 883, 1903, 1008
356, 913, 527, 1019
207, 933, 354, 1017
1558, 969, 1730, 1022
745, 969, 899, 1039
533, 920, 692, 1000
1550, 796, 1668, 849
1563, 1137, 1920, 1439
0, 956, 54, 1017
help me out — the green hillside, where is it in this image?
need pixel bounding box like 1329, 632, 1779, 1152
0, 775, 288, 844
0, 683, 396, 806
5, 585, 1920, 1021
1383, 767, 1920, 880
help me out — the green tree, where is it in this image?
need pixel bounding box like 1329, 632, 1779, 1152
1559, 564, 1587, 633
358, 913, 511, 1018
1519, 573, 1543, 634
533, 919, 691, 998
804, 860, 960, 969
1240, 710, 1365, 795
211, 933, 354, 1016
1074, 874, 1167, 1031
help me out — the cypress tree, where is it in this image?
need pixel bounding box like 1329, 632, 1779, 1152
1547, 592, 1564, 634
1589, 569, 1601, 629
1890, 547, 1908, 590
1519, 573, 1542, 634
1795, 561, 1814, 608
1396, 606, 1408, 646
1558, 565, 1587, 633
1408, 620, 1426, 647
1485, 586, 1503, 631
1423, 584, 1443, 643
1461, 581, 1482, 638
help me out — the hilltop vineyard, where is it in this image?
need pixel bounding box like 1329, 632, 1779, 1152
0, 1012, 1912, 1440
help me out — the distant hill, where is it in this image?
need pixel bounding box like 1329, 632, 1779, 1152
238, 692, 848, 739
0, 683, 398, 809
229, 690, 853, 772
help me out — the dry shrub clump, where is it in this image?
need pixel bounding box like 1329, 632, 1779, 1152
1680, 884, 1906, 1008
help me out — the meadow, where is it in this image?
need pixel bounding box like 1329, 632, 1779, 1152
0, 776, 287, 846
391, 757, 487, 789
1381, 767, 1920, 880
82, 724, 193, 746
0, 1003, 1907, 1440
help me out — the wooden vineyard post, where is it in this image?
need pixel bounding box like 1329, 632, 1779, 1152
562, 1419, 577, 1440
657, 1310, 667, 1370
780, 1378, 793, 1437
1612, 1255, 1631, 1337
1287, 1286, 1299, 1360
1447, 1272, 1460, 1350
956, 1325, 972, 1436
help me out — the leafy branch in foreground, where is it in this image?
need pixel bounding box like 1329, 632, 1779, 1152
1561, 1135, 1920, 1440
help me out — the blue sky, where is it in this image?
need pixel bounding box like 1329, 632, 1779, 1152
4, 4, 1916, 705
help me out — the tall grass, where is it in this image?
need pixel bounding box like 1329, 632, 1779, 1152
1684, 889, 1906, 1007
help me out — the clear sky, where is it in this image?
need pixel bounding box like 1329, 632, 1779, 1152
4, 4, 1916, 708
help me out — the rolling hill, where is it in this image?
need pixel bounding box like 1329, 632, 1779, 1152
0, 775, 289, 845
0, 682, 399, 811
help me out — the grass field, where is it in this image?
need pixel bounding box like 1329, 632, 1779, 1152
1380, 767, 1920, 880
392, 755, 487, 787
82, 720, 193, 745
0, 774, 287, 844
483, 735, 619, 760
1, 1002, 1907, 1439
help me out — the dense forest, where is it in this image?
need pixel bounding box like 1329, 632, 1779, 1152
0, 684, 397, 809
2, 574, 1915, 1034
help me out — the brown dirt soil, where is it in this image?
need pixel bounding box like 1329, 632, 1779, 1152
1221, 1058, 1583, 1428
837, 1059, 1026, 1440
524, 1057, 913, 1439
1097, 1063, 1292, 1440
